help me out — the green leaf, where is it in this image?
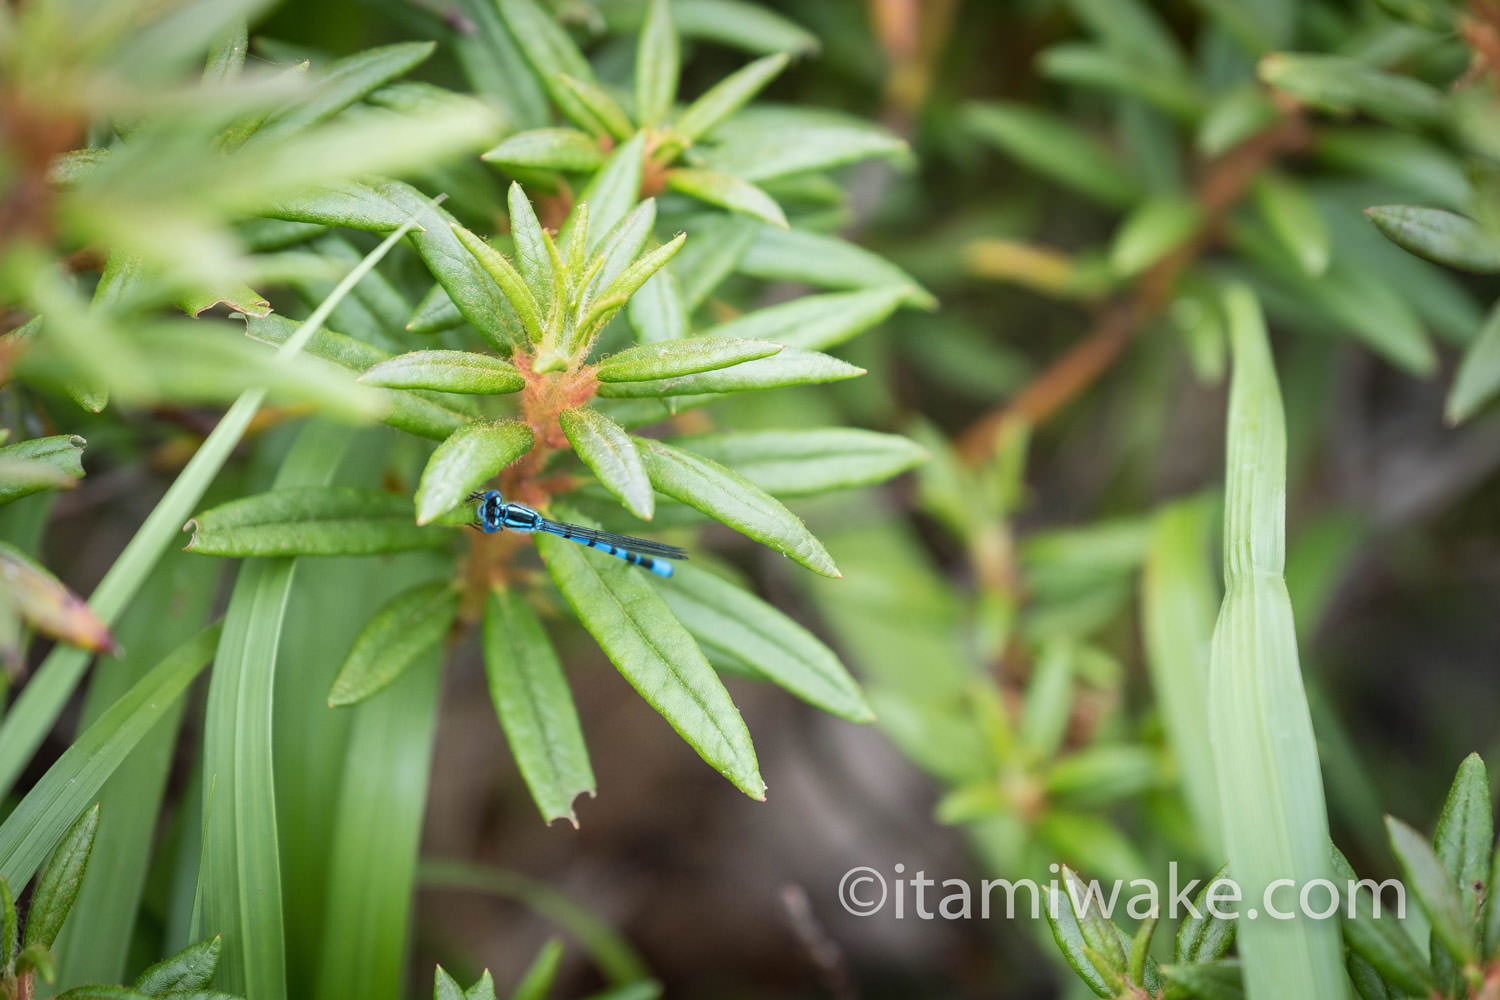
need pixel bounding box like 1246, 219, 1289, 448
635, 0, 679, 128
0, 626, 218, 891
575, 234, 687, 345
1197, 85, 1280, 158
0, 541, 118, 656
484, 588, 596, 825
1334, 849, 1435, 997
23, 803, 100, 951
1387, 815, 1474, 964
595, 347, 862, 397
565, 133, 646, 253
595, 337, 782, 382
963, 102, 1140, 208
507, 182, 556, 310
737, 228, 934, 308
583, 201, 658, 303
560, 408, 654, 520
135, 937, 222, 994
552, 74, 635, 141
671, 214, 759, 310
664, 169, 786, 228
495, 0, 598, 131
1044, 745, 1158, 805
1110, 196, 1203, 277
415, 421, 534, 525
697, 286, 907, 350
0, 878, 14, 970
359, 350, 526, 395
255, 42, 437, 140
696, 107, 909, 182
660, 564, 871, 721
483, 128, 605, 174
328, 582, 459, 706
511, 939, 564, 1000
1174, 868, 1237, 962
1254, 173, 1329, 277
538, 526, 764, 798
1448, 297, 1500, 423
1433, 753, 1492, 931
669, 429, 926, 496
452, 223, 545, 343
435, 966, 464, 1000
1042, 869, 1123, 998
185, 487, 451, 556
263, 181, 414, 232
634, 438, 838, 577
1260, 53, 1445, 126
1365, 205, 1500, 273
673, 53, 789, 143
1158, 961, 1245, 1000
0, 433, 83, 505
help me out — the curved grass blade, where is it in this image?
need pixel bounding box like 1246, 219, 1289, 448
0, 624, 220, 888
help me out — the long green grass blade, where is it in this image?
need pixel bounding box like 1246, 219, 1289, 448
0, 624, 220, 888
55, 553, 220, 988
197, 420, 356, 1000
1207, 285, 1345, 1000
313, 648, 442, 1000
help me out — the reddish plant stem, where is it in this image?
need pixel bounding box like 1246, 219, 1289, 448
955, 110, 1312, 465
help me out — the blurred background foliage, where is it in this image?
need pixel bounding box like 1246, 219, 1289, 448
3, 0, 1500, 997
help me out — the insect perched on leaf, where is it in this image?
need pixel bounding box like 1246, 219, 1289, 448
468, 490, 686, 577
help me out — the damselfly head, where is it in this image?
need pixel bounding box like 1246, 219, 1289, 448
471, 489, 505, 533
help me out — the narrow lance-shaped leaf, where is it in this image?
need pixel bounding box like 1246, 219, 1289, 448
253, 42, 438, 140
482, 127, 605, 172
451, 223, 545, 343
596, 348, 862, 398
635, 438, 839, 577
563, 133, 646, 253
1432, 753, 1492, 932
673, 52, 789, 143
359, 350, 525, 395
507, 182, 555, 310
560, 408, 654, 520
415, 421, 534, 525
596, 338, 781, 382
668, 428, 927, 496
1111, 196, 1202, 277
575, 234, 687, 346
184, 487, 451, 556
1333, 848, 1434, 997
1042, 869, 1125, 998
696, 286, 907, 351
328, 582, 459, 706
1366, 205, 1500, 273
484, 588, 596, 825
23, 803, 100, 952
511, 939, 565, 1000
661, 564, 871, 721
738, 227, 936, 308
1207, 284, 1346, 1000
0, 435, 86, 505
1387, 815, 1474, 965
583, 200, 658, 303
1259, 53, 1445, 126
665, 169, 787, 228
495, 0, 599, 131
1254, 173, 1329, 277
537, 525, 764, 799
635, 0, 679, 128
553, 74, 634, 141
